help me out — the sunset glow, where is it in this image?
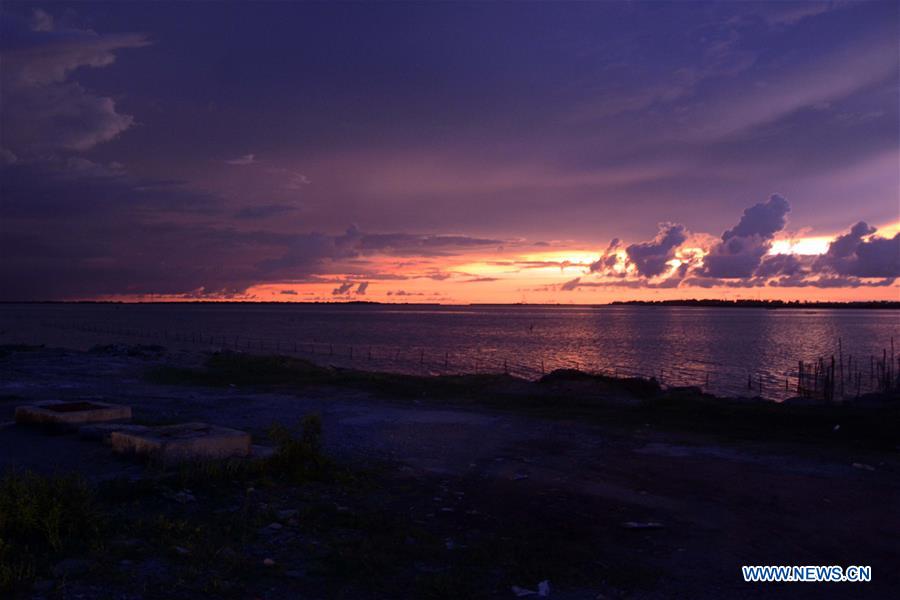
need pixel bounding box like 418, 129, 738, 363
1, 2, 897, 303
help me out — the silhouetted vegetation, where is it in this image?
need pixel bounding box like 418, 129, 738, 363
611, 299, 900, 309
0, 471, 101, 591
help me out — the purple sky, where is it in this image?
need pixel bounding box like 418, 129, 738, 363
1, 1, 897, 302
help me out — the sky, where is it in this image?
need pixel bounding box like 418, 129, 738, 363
0, 1, 898, 303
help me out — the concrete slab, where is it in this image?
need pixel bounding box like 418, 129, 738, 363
15, 400, 132, 426
110, 422, 251, 462
79, 423, 151, 444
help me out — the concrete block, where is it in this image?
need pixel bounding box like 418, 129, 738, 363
110, 422, 251, 462
15, 400, 132, 426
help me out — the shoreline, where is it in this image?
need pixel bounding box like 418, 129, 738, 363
2, 343, 899, 598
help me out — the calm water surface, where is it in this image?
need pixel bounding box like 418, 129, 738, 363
3, 303, 898, 399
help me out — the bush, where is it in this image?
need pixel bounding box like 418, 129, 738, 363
267, 413, 325, 482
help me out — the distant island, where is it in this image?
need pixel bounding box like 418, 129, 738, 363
610, 299, 900, 309
1, 299, 899, 309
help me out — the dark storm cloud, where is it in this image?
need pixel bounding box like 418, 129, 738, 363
331, 282, 353, 296
0, 159, 504, 299
754, 253, 806, 278
563, 192, 898, 292
560, 277, 581, 291
0, 218, 281, 299
624, 224, 687, 278
255, 226, 502, 281
767, 275, 896, 288
0, 159, 222, 218
560, 276, 684, 291
701, 194, 790, 278
722, 194, 791, 242
815, 222, 900, 278
590, 238, 621, 273
0, 10, 149, 159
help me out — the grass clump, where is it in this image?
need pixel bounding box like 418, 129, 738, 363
267, 413, 327, 482
0, 470, 101, 593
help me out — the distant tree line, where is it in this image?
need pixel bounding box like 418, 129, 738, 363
610, 299, 900, 309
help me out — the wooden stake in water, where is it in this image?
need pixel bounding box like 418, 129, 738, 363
838, 338, 844, 399
870, 355, 874, 387
829, 356, 835, 403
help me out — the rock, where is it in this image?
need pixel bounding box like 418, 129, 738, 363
263, 558, 276, 567
277, 509, 298, 520
621, 521, 664, 530
52, 558, 92, 578
284, 569, 306, 579
164, 489, 196, 503
268, 522, 283, 530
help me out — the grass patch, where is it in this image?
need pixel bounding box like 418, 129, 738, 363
268, 413, 327, 483
0, 471, 102, 593
146, 352, 333, 387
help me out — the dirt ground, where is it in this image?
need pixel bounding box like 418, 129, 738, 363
1, 346, 898, 599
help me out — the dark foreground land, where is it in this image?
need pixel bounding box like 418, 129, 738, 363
1, 344, 898, 599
